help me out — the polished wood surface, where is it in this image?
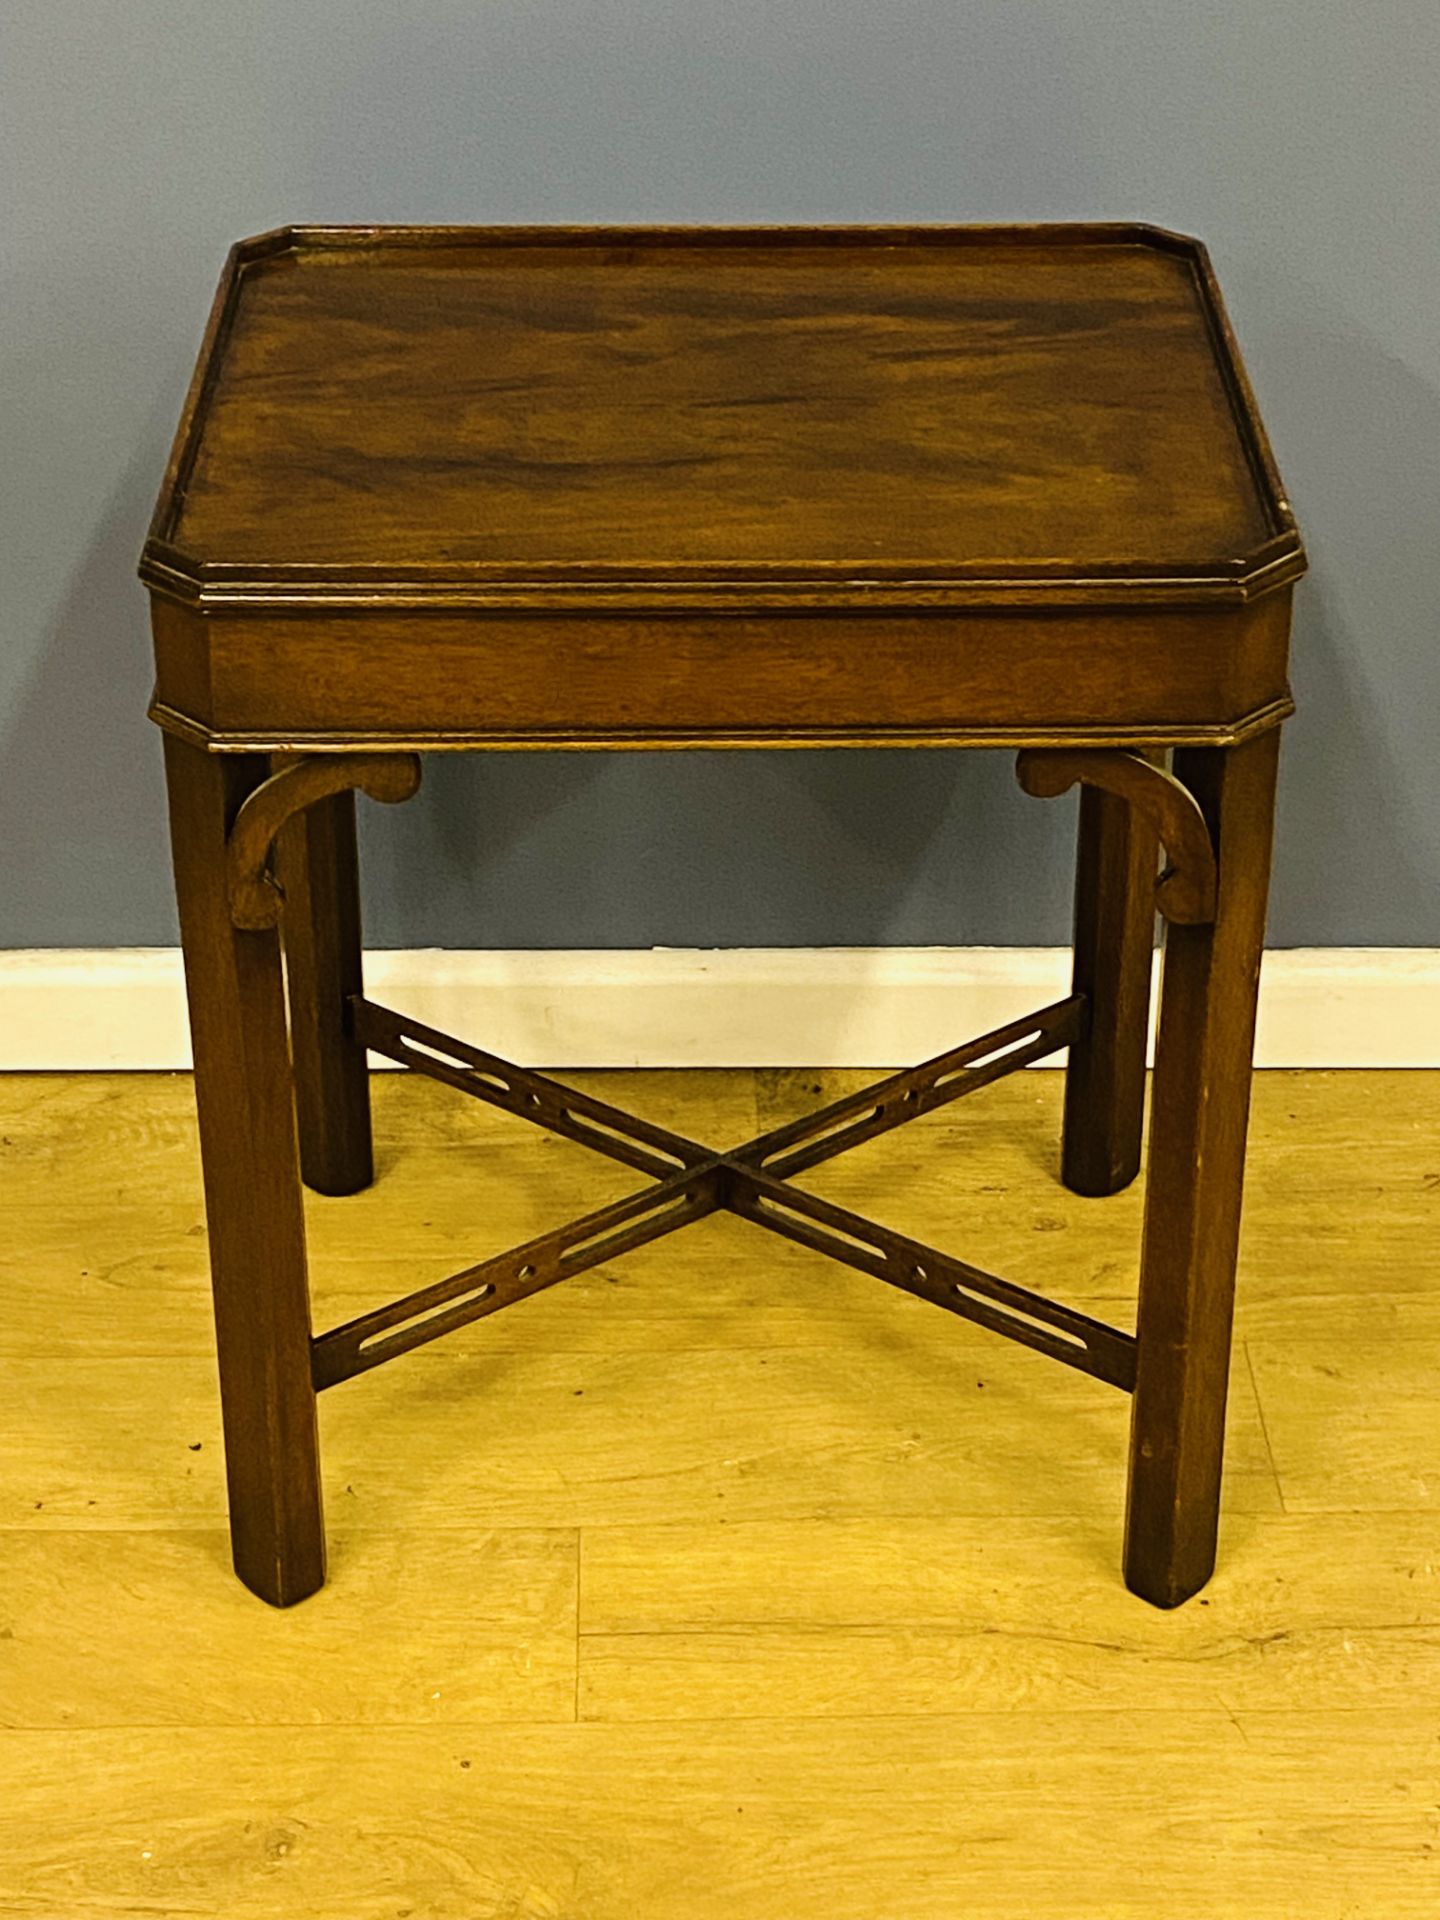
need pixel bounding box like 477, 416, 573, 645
147, 593, 1297, 753
139, 222, 1305, 1614
147, 225, 1293, 593
142, 224, 1303, 754
3, 1068, 1437, 1916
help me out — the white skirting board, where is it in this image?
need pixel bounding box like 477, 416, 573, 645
0, 947, 1434, 1070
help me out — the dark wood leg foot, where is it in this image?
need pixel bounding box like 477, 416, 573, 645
278, 789, 374, 1196
1062, 780, 1158, 1196
164, 735, 325, 1607
1123, 728, 1279, 1609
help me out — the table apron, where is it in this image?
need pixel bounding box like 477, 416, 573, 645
150, 596, 1294, 751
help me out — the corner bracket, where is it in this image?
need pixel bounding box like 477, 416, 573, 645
1015, 748, 1218, 924
228, 753, 422, 929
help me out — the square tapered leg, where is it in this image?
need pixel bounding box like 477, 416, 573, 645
1062, 779, 1159, 1197
164, 734, 325, 1607
278, 788, 375, 1197
1124, 728, 1280, 1607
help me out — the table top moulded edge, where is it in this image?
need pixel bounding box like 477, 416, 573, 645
140, 222, 1305, 755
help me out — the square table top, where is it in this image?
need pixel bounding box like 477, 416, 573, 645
142, 223, 1303, 615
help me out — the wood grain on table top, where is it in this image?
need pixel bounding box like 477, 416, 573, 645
148, 225, 1300, 603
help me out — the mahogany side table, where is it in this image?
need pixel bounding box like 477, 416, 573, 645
140, 224, 1305, 1610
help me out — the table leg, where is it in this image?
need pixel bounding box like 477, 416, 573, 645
1062, 780, 1158, 1196
1123, 727, 1279, 1608
163, 733, 325, 1607
278, 790, 374, 1195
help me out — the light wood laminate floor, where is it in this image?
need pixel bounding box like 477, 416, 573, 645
1, 1067, 1437, 1917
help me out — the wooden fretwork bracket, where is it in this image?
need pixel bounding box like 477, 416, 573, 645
227, 752, 423, 929
1015, 748, 1218, 924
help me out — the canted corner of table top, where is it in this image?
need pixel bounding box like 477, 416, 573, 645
141, 222, 1304, 755
139, 221, 1305, 616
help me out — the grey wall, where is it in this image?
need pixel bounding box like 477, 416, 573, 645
4, 2, 1436, 951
